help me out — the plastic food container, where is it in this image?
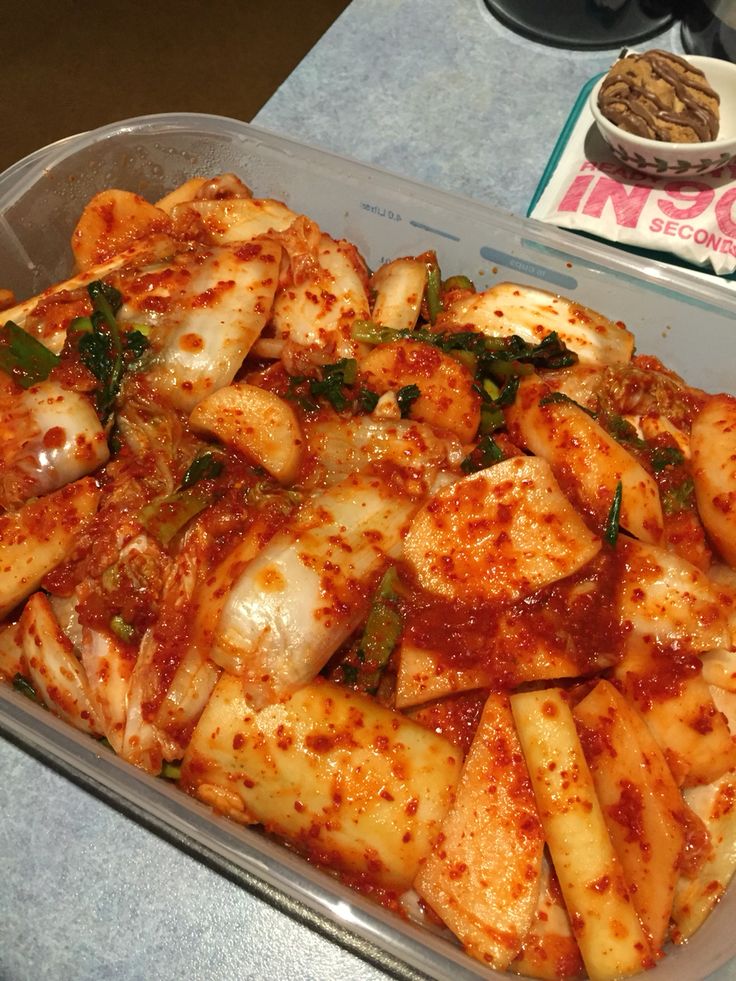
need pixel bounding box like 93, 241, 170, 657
1, 113, 736, 981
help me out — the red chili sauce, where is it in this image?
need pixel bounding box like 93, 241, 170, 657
400, 548, 625, 689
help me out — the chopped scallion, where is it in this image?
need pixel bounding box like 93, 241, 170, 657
604, 481, 623, 547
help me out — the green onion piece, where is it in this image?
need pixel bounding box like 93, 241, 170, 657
510, 331, 577, 370
339, 663, 360, 685
650, 446, 685, 472
71, 280, 148, 424
140, 489, 211, 546
284, 376, 320, 414
442, 275, 474, 293
69, 315, 94, 337
342, 567, 402, 693
101, 563, 121, 592
396, 383, 421, 417
88, 279, 123, 321
461, 434, 505, 474
340, 358, 358, 386
110, 615, 135, 643
12, 673, 41, 703
0, 321, 60, 388
604, 481, 623, 547
362, 599, 402, 668
180, 452, 224, 490
539, 391, 598, 418
424, 258, 443, 325
160, 761, 182, 781
477, 334, 508, 354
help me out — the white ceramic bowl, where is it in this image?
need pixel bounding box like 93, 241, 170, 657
590, 54, 736, 176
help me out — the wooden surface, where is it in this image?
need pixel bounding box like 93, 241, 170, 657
1, 0, 350, 173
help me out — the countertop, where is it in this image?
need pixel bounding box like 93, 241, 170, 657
2, 3, 730, 981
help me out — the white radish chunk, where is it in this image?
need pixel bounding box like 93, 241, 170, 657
0, 622, 22, 680
415, 693, 544, 970
691, 394, 736, 566
395, 627, 592, 710
404, 456, 601, 604
707, 564, 736, 648
639, 413, 690, 457
672, 771, 736, 942
80, 628, 135, 753
511, 855, 583, 980
1, 236, 178, 354
304, 414, 463, 487
190, 383, 303, 484
181, 676, 462, 890
152, 650, 220, 752
701, 646, 736, 692
541, 363, 604, 410
446, 282, 634, 365
154, 177, 210, 214
614, 637, 736, 787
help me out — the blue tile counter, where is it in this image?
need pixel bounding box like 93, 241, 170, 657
3, 4, 730, 981
254, 0, 682, 216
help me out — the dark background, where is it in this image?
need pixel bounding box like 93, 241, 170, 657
2, 0, 350, 173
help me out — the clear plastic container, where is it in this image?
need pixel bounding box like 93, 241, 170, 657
1, 113, 736, 981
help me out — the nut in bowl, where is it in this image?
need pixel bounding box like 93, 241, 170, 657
590, 52, 736, 176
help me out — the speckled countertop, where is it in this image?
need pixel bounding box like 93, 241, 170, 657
3, 3, 730, 981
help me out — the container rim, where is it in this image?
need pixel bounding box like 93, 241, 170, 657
2, 110, 736, 318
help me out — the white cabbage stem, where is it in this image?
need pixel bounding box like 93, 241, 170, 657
125, 241, 283, 412
0, 380, 109, 507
